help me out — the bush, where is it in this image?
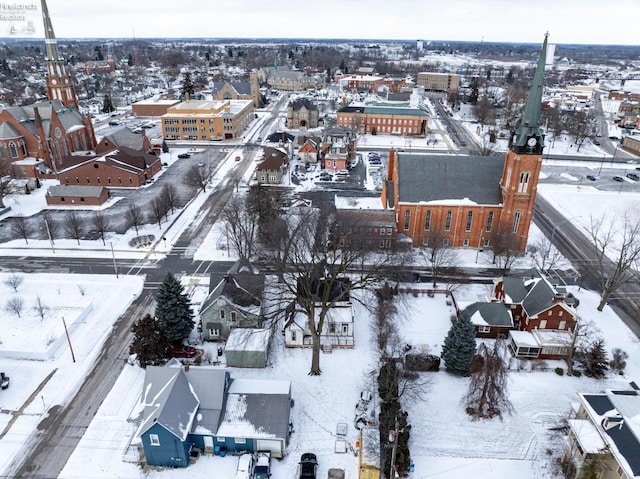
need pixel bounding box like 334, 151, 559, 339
405, 354, 440, 372
554, 367, 564, 376
572, 370, 582, 377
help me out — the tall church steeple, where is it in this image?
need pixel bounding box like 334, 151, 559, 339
41, 0, 78, 109
509, 33, 548, 155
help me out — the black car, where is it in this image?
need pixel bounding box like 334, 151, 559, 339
586, 175, 597, 181
626, 173, 639, 181
299, 453, 318, 479
613, 175, 624, 182
177, 153, 191, 159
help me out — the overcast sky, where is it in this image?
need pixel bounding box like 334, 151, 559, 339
3, 0, 638, 45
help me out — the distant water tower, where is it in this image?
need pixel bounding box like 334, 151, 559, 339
417, 40, 424, 51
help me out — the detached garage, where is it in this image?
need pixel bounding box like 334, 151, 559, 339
225, 328, 271, 368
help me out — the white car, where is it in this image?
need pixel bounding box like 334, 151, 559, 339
235, 453, 255, 479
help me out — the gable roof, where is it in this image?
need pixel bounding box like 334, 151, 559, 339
47, 185, 106, 198
265, 131, 294, 143
461, 302, 513, 327
289, 98, 318, 111
136, 368, 199, 441
500, 269, 576, 318
395, 153, 504, 205
256, 148, 288, 170
201, 259, 265, 315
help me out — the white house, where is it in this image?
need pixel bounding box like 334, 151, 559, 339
283, 302, 354, 351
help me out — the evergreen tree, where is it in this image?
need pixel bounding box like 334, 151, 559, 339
129, 313, 172, 368
181, 71, 195, 99
579, 339, 609, 379
127, 53, 134, 67
155, 271, 194, 344
441, 315, 477, 376
162, 139, 169, 153
102, 94, 115, 113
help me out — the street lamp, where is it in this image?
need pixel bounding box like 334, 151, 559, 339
550, 215, 582, 242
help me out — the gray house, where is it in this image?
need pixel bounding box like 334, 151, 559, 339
199, 259, 265, 341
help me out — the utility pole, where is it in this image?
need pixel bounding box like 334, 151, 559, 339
110, 242, 119, 278
62, 316, 76, 363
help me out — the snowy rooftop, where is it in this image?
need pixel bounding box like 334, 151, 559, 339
225, 329, 271, 352
335, 195, 384, 210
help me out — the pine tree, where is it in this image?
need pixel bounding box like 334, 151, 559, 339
155, 271, 195, 344
181, 71, 195, 99
580, 339, 609, 379
129, 313, 172, 368
102, 94, 115, 113
162, 139, 169, 153
441, 315, 477, 376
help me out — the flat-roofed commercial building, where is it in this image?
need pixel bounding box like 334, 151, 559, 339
161, 99, 254, 141
416, 72, 460, 91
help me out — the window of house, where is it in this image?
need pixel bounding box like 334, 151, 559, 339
518, 172, 530, 193
443, 237, 449, 246
559, 320, 566, 330
216, 437, 226, 442
465, 211, 473, 231
220, 310, 225, 319
540, 319, 547, 328
9, 141, 18, 158
463, 239, 469, 246
86, 177, 90, 184
209, 328, 220, 337
422, 237, 429, 246
118, 177, 122, 184
486, 212, 494, 232
445, 211, 452, 231
558, 311, 563, 316
75, 177, 79, 184
107, 177, 111, 184
234, 438, 246, 445
403, 210, 411, 230
479, 326, 491, 333
342, 324, 348, 334
149, 434, 160, 446
291, 331, 297, 341
548, 311, 552, 316
60, 197, 65, 202
484, 239, 490, 247
424, 210, 431, 230
230, 311, 237, 323
80, 197, 85, 202
329, 323, 336, 334
512, 211, 521, 233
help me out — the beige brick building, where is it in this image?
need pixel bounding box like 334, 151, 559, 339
161, 99, 254, 141
416, 72, 460, 91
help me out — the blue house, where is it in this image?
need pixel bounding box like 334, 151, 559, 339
133, 362, 291, 468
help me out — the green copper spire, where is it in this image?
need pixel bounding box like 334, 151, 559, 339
511, 33, 548, 154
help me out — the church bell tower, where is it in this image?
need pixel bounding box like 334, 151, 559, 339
500, 33, 549, 252
41, 0, 78, 109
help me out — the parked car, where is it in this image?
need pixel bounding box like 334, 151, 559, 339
254, 452, 271, 479
257, 136, 263, 142
177, 153, 191, 159
235, 156, 241, 162
1, 372, 9, 390
299, 453, 318, 479
613, 175, 624, 182
593, 140, 601, 146
172, 344, 196, 358
108, 120, 120, 126
626, 173, 639, 181
236, 453, 255, 479
368, 151, 380, 158
586, 175, 597, 181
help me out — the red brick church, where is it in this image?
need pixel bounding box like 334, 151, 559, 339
381, 34, 549, 253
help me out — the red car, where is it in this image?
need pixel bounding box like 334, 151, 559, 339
172, 344, 197, 358
235, 156, 241, 162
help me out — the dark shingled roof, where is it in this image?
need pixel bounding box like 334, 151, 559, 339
201, 259, 265, 315
289, 98, 318, 111
461, 302, 513, 327
396, 154, 504, 205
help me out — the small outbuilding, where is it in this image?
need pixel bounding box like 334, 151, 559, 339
225, 328, 271, 368
45, 185, 110, 206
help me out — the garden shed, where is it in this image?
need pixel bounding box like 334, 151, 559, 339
225, 328, 271, 368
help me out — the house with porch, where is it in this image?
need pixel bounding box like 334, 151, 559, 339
283, 301, 355, 350
255, 147, 288, 185
132, 362, 291, 468
199, 259, 265, 341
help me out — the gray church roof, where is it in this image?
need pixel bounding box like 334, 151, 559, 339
396, 153, 504, 205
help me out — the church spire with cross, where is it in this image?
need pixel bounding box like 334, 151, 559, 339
41, 0, 78, 109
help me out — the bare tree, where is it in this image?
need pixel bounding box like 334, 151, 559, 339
463, 341, 514, 420
125, 203, 145, 236
487, 229, 519, 274
271, 207, 400, 375
159, 184, 179, 214
419, 231, 459, 288
33, 295, 49, 320
150, 197, 168, 229
42, 211, 61, 244
91, 211, 111, 245
184, 164, 208, 192
6, 296, 24, 318
587, 212, 640, 311
4, 272, 24, 292
64, 211, 85, 245
530, 236, 564, 273
10, 214, 33, 244
219, 195, 259, 261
